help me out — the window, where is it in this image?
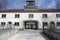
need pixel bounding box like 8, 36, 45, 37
2, 14, 6, 18
29, 14, 33, 18
56, 14, 60, 18
8, 22, 12, 24
43, 22, 48, 26
42, 14, 47, 18
57, 22, 60, 26
1, 22, 5, 26
15, 14, 20, 18
14, 22, 19, 26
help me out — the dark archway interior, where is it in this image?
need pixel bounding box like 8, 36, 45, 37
24, 21, 38, 30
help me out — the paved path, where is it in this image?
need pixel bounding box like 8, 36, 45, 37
8, 30, 46, 40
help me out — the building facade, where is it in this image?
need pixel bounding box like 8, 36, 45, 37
0, 0, 60, 30
0, 13, 60, 30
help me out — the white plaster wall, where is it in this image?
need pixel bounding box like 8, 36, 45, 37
0, 12, 60, 29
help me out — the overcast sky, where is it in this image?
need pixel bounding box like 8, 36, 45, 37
7, 0, 57, 9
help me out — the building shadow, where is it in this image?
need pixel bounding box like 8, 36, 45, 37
40, 32, 50, 40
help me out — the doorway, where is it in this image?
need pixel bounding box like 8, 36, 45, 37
7, 22, 12, 28
24, 21, 38, 29
50, 22, 55, 29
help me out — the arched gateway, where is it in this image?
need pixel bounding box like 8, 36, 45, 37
24, 20, 38, 30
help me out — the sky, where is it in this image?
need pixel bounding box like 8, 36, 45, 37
7, 0, 57, 9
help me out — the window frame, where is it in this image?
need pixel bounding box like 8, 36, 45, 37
42, 14, 47, 18
15, 14, 20, 18
56, 14, 60, 18
57, 22, 60, 26
1, 22, 6, 26
1, 14, 6, 18
43, 22, 48, 26
29, 14, 33, 18
8, 22, 12, 24
14, 22, 19, 26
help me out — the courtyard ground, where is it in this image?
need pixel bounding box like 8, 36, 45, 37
8, 29, 48, 40
0, 29, 49, 40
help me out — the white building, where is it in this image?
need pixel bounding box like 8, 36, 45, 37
0, 0, 60, 30
0, 13, 60, 30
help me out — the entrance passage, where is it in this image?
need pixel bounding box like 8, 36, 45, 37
24, 21, 38, 29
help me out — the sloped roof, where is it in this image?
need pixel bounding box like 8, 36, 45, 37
0, 9, 60, 12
